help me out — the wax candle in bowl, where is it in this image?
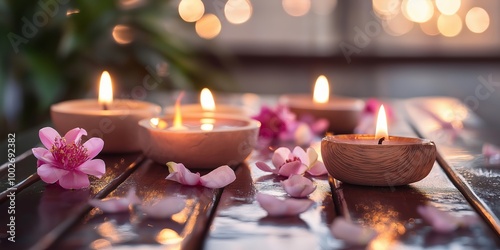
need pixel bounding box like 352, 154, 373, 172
51, 71, 161, 153
280, 75, 365, 134
321, 106, 436, 186
164, 88, 247, 116
138, 94, 260, 169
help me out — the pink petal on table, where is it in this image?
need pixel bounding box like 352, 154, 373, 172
256, 193, 314, 217
483, 143, 500, 157
307, 161, 328, 176
292, 146, 309, 166
89, 188, 141, 213
278, 160, 307, 177
330, 218, 377, 245
37, 164, 68, 184
417, 205, 460, 233
281, 175, 316, 198
58, 171, 90, 189
272, 147, 291, 168
64, 127, 87, 144
141, 197, 186, 219
166, 162, 201, 186
77, 159, 106, 178
255, 162, 278, 174
311, 119, 329, 134
83, 137, 104, 159
200, 165, 236, 188
39, 127, 60, 149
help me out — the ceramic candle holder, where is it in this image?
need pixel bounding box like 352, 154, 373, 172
138, 114, 260, 169
51, 99, 161, 153
280, 94, 365, 134
321, 134, 436, 186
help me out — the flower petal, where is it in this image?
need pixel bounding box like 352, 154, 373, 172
83, 137, 104, 160
200, 165, 236, 188
278, 161, 307, 177
330, 218, 377, 245
32, 147, 55, 166
256, 193, 313, 217
483, 143, 500, 157
141, 197, 186, 219
272, 147, 291, 168
64, 127, 87, 144
255, 162, 277, 174
292, 146, 309, 166
306, 147, 318, 166
165, 162, 201, 186
417, 205, 459, 233
58, 171, 90, 189
39, 127, 60, 149
77, 159, 106, 178
37, 164, 68, 184
293, 123, 313, 146
89, 188, 141, 213
282, 175, 316, 198
307, 161, 328, 176
311, 119, 329, 134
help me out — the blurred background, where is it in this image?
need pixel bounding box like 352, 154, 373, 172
1, 0, 499, 137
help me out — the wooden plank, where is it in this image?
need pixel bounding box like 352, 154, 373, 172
52, 159, 221, 250
204, 146, 337, 249
0, 152, 143, 249
405, 97, 500, 237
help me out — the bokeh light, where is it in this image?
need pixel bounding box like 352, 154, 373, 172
437, 14, 462, 37
195, 14, 222, 39
282, 0, 311, 17
178, 0, 205, 22
466, 7, 490, 34
112, 25, 134, 44
435, 0, 461, 15
384, 12, 414, 36
373, 0, 400, 19
402, 0, 434, 23
225, 0, 253, 24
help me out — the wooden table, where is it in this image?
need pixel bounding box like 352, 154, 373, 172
1, 97, 500, 249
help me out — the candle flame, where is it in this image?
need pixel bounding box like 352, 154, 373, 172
98, 71, 113, 109
200, 88, 216, 111
150, 117, 167, 129
313, 75, 329, 104
200, 118, 215, 131
375, 105, 388, 140
173, 92, 188, 130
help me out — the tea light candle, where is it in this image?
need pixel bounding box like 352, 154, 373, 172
321, 105, 436, 186
51, 71, 161, 153
164, 88, 247, 116
138, 93, 260, 169
280, 75, 365, 134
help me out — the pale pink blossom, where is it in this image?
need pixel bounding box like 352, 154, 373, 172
417, 205, 479, 233
140, 197, 186, 219
89, 188, 141, 213
281, 175, 316, 198
32, 127, 105, 189
330, 218, 377, 245
256, 193, 314, 217
165, 162, 236, 188
255, 146, 327, 177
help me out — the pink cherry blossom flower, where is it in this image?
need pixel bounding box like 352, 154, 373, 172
32, 127, 105, 189
330, 218, 377, 245
165, 162, 236, 188
89, 188, 141, 213
255, 146, 327, 177
417, 205, 479, 233
281, 175, 316, 198
256, 193, 314, 217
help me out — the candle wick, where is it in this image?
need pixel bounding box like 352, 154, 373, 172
378, 137, 385, 145
102, 104, 109, 111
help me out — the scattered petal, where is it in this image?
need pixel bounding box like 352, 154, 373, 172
278, 160, 307, 177
166, 162, 201, 186
200, 165, 236, 188
141, 197, 186, 219
282, 175, 316, 198
417, 205, 480, 233
255, 162, 278, 174
330, 218, 377, 245
89, 188, 141, 213
256, 193, 313, 217
307, 161, 328, 176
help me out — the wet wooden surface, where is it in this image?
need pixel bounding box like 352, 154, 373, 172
0, 97, 499, 249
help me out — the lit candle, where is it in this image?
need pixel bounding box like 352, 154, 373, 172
321, 105, 437, 186
280, 75, 365, 134
51, 71, 161, 153
138, 92, 261, 169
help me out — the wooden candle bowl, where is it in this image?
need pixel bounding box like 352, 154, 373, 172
321, 134, 436, 186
